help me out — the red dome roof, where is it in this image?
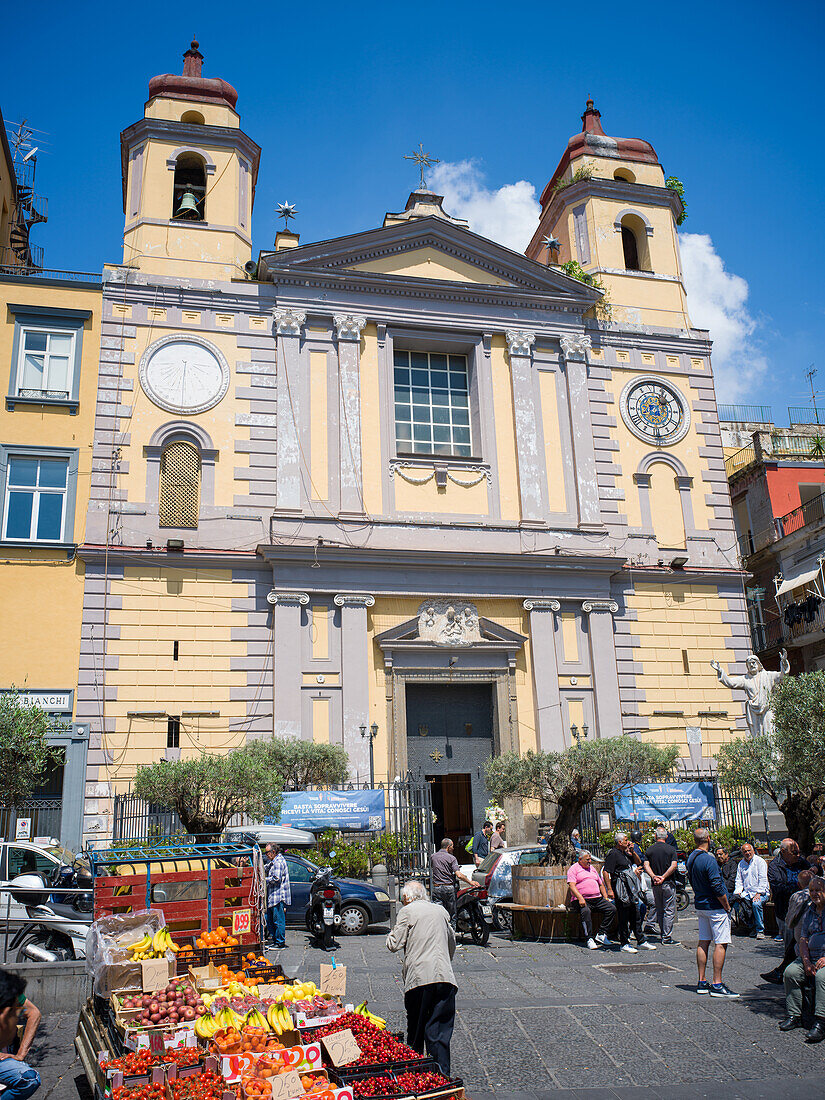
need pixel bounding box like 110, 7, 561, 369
148, 40, 238, 110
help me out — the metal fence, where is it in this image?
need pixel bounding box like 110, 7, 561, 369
718, 404, 773, 424
788, 406, 823, 426
0, 799, 62, 842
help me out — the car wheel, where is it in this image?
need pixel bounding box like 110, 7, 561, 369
493, 906, 512, 934
339, 903, 369, 935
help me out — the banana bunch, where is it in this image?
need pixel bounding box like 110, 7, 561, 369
354, 1002, 386, 1029
195, 1012, 220, 1040
125, 927, 178, 960
245, 1008, 270, 1033
266, 1002, 293, 1036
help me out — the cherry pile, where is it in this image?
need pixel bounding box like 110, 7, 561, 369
394, 1070, 450, 1093
313, 1014, 422, 1067
352, 1078, 399, 1097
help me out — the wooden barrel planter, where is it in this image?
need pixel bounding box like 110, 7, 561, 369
512, 864, 569, 908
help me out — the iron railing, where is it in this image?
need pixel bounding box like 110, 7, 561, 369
775, 491, 825, 538
788, 406, 824, 426
718, 404, 773, 424
0, 254, 99, 282
725, 444, 755, 478
750, 617, 785, 653
771, 431, 825, 458
0, 799, 62, 842
783, 595, 825, 644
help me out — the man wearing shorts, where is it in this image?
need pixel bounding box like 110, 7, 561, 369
686, 827, 738, 998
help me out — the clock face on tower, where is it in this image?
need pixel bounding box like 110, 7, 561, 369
619, 375, 690, 446
139, 335, 230, 415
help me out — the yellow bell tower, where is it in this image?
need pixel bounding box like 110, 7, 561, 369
526, 100, 690, 330
120, 40, 260, 280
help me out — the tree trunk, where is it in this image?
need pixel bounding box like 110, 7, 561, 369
544, 793, 586, 865
778, 791, 822, 854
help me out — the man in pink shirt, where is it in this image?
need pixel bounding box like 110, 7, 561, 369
567, 850, 617, 949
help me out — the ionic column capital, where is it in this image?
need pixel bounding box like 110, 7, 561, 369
505, 330, 536, 357
523, 598, 561, 612
333, 313, 367, 341
272, 307, 306, 336
333, 593, 375, 608
267, 589, 310, 606
582, 598, 619, 615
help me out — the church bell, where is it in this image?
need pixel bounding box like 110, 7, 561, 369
174, 190, 200, 219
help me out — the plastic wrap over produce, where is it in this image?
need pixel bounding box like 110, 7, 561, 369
86, 908, 168, 996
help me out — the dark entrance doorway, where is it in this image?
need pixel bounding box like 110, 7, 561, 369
406, 682, 494, 849
426, 773, 473, 848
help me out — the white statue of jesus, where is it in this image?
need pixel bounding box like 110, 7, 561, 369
710, 650, 790, 738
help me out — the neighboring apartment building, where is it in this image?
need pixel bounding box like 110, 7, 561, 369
75, 48, 752, 844
0, 108, 102, 849
723, 408, 825, 673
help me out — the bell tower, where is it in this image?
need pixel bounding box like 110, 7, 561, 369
120, 40, 260, 280
526, 100, 690, 329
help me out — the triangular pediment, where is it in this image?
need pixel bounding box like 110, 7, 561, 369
375, 613, 526, 649
258, 217, 601, 305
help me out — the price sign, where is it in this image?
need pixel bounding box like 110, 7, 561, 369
320, 1029, 361, 1067
231, 908, 252, 936
148, 1030, 165, 1054
269, 1070, 304, 1100
319, 963, 346, 997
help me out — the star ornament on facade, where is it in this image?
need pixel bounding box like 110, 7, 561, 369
403, 143, 440, 190
429, 749, 444, 763
277, 201, 298, 228
542, 235, 561, 260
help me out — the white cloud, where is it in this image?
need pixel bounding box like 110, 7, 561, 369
679, 233, 768, 402
431, 162, 767, 402
429, 160, 540, 252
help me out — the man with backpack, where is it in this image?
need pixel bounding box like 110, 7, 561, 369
602, 832, 656, 954
687, 827, 738, 998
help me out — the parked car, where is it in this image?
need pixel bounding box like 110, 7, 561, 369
283, 854, 391, 935
472, 845, 558, 931
0, 840, 91, 922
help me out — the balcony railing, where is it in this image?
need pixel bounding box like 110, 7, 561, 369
719, 404, 773, 424
788, 407, 824, 427
725, 444, 755, 478
751, 617, 785, 653
783, 595, 825, 645
775, 491, 825, 538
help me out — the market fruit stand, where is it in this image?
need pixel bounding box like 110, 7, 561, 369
77, 842, 466, 1100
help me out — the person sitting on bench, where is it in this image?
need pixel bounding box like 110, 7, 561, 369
567, 850, 617, 950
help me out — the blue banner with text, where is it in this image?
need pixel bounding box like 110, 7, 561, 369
613, 782, 716, 822
267, 790, 386, 832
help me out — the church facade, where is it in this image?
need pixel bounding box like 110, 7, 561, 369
77, 45, 751, 843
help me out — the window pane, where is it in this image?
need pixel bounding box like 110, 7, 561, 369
393, 350, 409, 368
432, 405, 450, 424
411, 370, 429, 388
412, 405, 430, 423
47, 357, 70, 393
452, 407, 470, 426
48, 334, 73, 356
413, 424, 432, 442
5, 492, 33, 538
396, 422, 412, 442
20, 354, 44, 391
429, 354, 447, 370
38, 459, 69, 489
24, 331, 47, 352
431, 389, 448, 406
36, 493, 64, 541
454, 426, 471, 445
394, 367, 409, 386
449, 355, 467, 372
431, 370, 448, 389
433, 425, 451, 443
8, 458, 38, 487
450, 371, 468, 391
412, 440, 432, 454
454, 443, 472, 457
394, 403, 410, 421
452, 390, 468, 407
409, 352, 428, 371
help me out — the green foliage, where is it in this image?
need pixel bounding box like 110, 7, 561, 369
717, 671, 825, 851
809, 435, 825, 458
309, 829, 400, 879
487, 739, 680, 862
133, 746, 285, 838
665, 176, 688, 225
0, 688, 58, 807
551, 163, 595, 197
244, 739, 348, 791
559, 261, 612, 321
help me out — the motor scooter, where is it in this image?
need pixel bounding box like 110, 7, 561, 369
6, 866, 92, 963
454, 883, 492, 945
305, 865, 342, 951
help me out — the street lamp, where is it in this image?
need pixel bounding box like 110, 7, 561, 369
360, 722, 378, 788
570, 723, 589, 743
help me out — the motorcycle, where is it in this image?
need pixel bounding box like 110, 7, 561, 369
455, 883, 492, 946
305, 865, 342, 951
674, 856, 690, 912
7, 862, 93, 963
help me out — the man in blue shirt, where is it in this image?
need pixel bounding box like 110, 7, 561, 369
686, 827, 738, 998
471, 821, 493, 867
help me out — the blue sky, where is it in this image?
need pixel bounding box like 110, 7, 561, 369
3, 0, 822, 411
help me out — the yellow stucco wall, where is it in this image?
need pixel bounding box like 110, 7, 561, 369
349, 248, 513, 286
626, 581, 747, 758
145, 97, 240, 129
102, 566, 251, 787
0, 280, 101, 712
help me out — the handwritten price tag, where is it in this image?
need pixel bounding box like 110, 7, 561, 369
320, 1029, 361, 1067
148, 1031, 165, 1054
269, 1070, 304, 1100
231, 908, 252, 935
319, 963, 346, 997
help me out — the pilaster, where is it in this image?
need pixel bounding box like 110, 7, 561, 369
273, 308, 306, 515
505, 330, 544, 526
560, 333, 602, 529
334, 593, 375, 781
267, 589, 309, 738
523, 599, 562, 751
334, 314, 367, 518
582, 599, 622, 738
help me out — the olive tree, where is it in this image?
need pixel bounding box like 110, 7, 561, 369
486, 738, 680, 863
717, 671, 825, 852
0, 689, 57, 807
244, 739, 348, 791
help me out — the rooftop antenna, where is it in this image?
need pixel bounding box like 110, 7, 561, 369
807, 365, 820, 426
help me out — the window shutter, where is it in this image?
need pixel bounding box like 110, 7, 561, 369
159, 441, 200, 527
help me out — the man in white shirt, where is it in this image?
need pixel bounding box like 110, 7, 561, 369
734, 840, 769, 939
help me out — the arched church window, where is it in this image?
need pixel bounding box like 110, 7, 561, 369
620, 214, 651, 272
180, 110, 205, 125
172, 153, 206, 221
622, 225, 640, 270
159, 441, 201, 527
614, 167, 636, 183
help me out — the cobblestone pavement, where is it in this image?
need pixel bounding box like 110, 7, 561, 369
39, 912, 825, 1100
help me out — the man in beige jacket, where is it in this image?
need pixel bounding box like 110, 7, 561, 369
386, 880, 457, 1075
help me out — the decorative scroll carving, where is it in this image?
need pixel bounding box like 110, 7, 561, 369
581, 599, 619, 614
272, 308, 306, 336
333, 593, 375, 608
523, 598, 561, 612
505, 330, 536, 357
333, 314, 367, 341
267, 590, 310, 606
559, 334, 592, 362
417, 599, 482, 646
389, 461, 492, 485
